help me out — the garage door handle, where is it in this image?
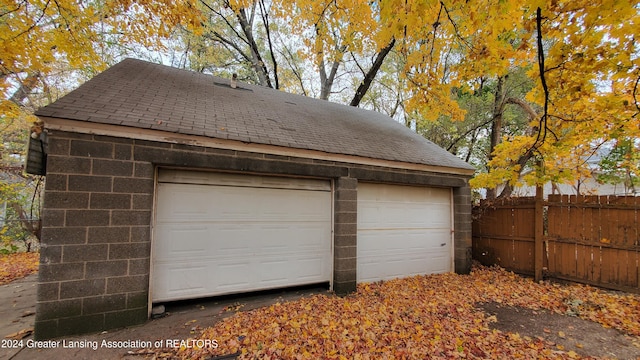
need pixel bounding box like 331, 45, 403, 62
440, 243, 446, 247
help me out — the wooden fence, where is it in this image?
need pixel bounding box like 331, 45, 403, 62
472, 195, 640, 292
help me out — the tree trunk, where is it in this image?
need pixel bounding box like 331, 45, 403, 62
258, 0, 278, 89
236, 7, 273, 88
10, 203, 41, 241
349, 38, 395, 107
497, 97, 540, 198
486, 76, 506, 200
465, 128, 479, 163
498, 147, 535, 198
319, 58, 341, 100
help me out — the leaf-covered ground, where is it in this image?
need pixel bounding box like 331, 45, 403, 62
172, 265, 640, 359
0, 252, 39, 285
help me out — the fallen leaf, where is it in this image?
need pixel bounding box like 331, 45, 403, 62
0, 252, 39, 285
152, 264, 640, 360
5, 328, 33, 340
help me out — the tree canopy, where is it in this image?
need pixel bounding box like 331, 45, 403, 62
1, 0, 639, 197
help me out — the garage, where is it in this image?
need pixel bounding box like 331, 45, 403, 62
357, 183, 453, 283
152, 169, 333, 302
31, 58, 474, 338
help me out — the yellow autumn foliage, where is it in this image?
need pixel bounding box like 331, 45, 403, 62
0, 0, 203, 102
2, 0, 638, 190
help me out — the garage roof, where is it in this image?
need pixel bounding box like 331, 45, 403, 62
36, 58, 474, 172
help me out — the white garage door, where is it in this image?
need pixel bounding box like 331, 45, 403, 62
357, 183, 452, 283
152, 170, 332, 302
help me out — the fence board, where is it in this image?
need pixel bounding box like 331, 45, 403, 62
601, 247, 620, 285
514, 239, 534, 272
575, 244, 592, 281
472, 198, 535, 275
569, 195, 581, 242
585, 196, 599, 243
548, 196, 558, 236
563, 195, 571, 239
601, 196, 612, 243
592, 246, 603, 284
619, 248, 632, 285
623, 197, 638, 247
473, 195, 640, 292
563, 242, 577, 278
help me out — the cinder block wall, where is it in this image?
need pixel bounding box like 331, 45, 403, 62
35, 130, 472, 339
36, 132, 153, 339
333, 177, 358, 294
453, 186, 473, 274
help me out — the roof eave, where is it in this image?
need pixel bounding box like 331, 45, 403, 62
40, 116, 476, 177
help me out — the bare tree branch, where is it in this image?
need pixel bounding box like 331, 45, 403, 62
0, 1, 24, 18
277, 42, 308, 96
350, 52, 366, 75
202, 0, 275, 86
201, 0, 251, 47
440, 1, 473, 50
633, 70, 640, 117
10, 0, 51, 41
259, 0, 279, 89
445, 116, 495, 152
9, 73, 40, 106
207, 31, 252, 63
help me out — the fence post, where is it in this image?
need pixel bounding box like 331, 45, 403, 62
535, 184, 544, 282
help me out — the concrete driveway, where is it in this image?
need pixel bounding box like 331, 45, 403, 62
1, 274, 329, 360
1, 274, 37, 360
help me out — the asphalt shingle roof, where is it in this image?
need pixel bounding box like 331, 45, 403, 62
36, 58, 474, 171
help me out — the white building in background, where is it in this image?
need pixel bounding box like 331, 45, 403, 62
494, 146, 638, 198
510, 171, 636, 198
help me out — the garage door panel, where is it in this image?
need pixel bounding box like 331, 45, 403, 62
215, 261, 252, 285
160, 169, 331, 191
358, 229, 449, 250
357, 183, 452, 283
256, 260, 289, 284
155, 188, 214, 220
155, 224, 328, 260
358, 204, 450, 229
363, 185, 449, 202
358, 253, 450, 283
153, 172, 332, 302
157, 184, 330, 223
153, 263, 210, 299
292, 257, 329, 279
